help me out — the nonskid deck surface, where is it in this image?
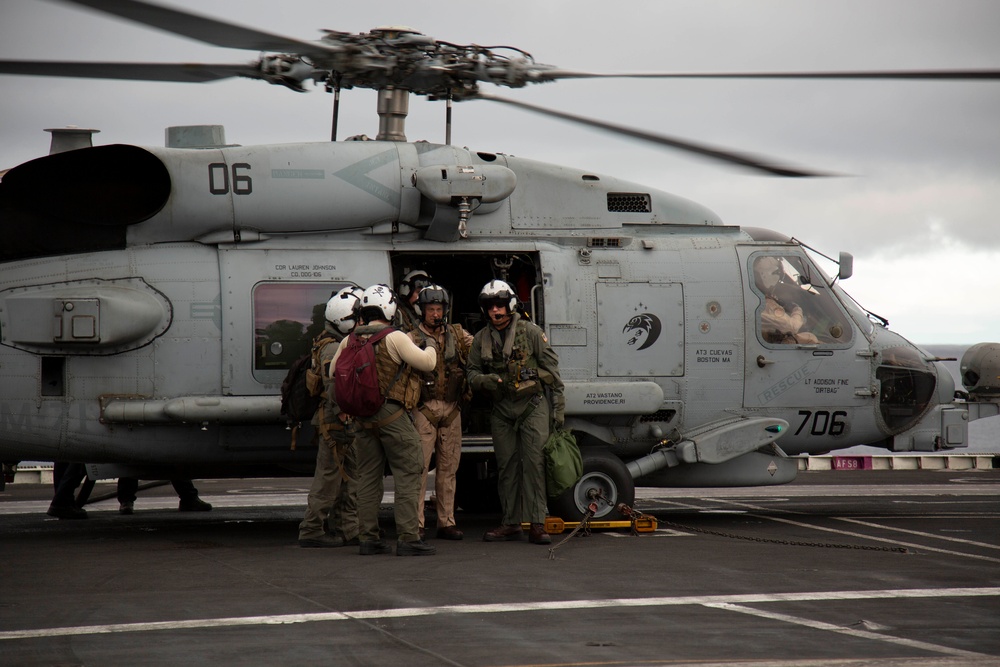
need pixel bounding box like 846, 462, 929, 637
2, 470, 999, 666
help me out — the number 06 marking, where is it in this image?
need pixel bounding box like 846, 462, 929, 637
208, 162, 252, 195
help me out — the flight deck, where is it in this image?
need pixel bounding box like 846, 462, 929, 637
2, 469, 999, 666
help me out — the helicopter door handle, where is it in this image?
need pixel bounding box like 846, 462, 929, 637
756, 355, 776, 368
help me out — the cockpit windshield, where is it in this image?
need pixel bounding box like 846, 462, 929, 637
832, 283, 876, 337
797, 243, 875, 338
751, 254, 853, 346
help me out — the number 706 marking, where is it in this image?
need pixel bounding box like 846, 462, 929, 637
795, 410, 847, 436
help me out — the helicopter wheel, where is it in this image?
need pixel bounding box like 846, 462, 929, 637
548, 449, 635, 521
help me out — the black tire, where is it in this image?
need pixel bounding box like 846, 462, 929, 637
548, 449, 635, 521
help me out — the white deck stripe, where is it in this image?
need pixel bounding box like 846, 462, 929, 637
1, 587, 997, 641
705, 602, 991, 659
834, 517, 1000, 551
758, 515, 1000, 563
697, 498, 1000, 563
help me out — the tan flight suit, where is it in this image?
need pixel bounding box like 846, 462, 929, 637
467, 314, 564, 525
298, 327, 359, 542
408, 322, 474, 530
329, 323, 437, 543
761, 296, 820, 344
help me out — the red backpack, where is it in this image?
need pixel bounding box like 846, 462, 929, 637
333, 327, 396, 418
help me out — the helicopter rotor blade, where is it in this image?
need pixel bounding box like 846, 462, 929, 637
0, 59, 262, 83
54, 0, 343, 60
531, 68, 1000, 82
476, 93, 835, 178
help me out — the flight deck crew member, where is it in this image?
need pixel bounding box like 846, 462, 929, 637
47, 461, 88, 520
754, 256, 821, 345
467, 279, 564, 545
394, 269, 432, 333
298, 287, 363, 548
407, 285, 474, 540
117, 478, 212, 514
329, 284, 439, 556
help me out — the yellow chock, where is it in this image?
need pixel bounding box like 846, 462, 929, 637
522, 516, 657, 535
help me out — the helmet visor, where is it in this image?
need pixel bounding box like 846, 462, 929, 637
480, 297, 511, 312
418, 287, 448, 305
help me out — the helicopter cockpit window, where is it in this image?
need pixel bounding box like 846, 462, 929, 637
252, 282, 350, 373
833, 283, 875, 337
752, 254, 853, 346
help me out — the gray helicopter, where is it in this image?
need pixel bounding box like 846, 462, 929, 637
1, 0, 999, 518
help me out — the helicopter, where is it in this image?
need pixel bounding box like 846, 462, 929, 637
1, 0, 999, 518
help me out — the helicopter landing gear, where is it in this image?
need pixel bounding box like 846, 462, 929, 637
548, 449, 635, 521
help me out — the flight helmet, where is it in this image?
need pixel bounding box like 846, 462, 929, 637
754, 256, 784, 292
359, 284, 398, 323
325, 286, 363, 335
398, 269, 432, 301
415, 284, 450, 319
478, 279, 517, 316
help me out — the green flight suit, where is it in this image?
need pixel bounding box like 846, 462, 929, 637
467, 314, 564, 525
299, 327, 359, 542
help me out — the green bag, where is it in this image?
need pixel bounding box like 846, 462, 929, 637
543, 428, 583, 498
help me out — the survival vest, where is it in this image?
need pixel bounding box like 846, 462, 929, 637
478, 317, 545, 400
411, 324, 471, 404
333, 327, 396, 418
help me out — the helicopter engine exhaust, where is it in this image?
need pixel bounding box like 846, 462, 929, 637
0, 145, 170, 261
0, 144, 170, 225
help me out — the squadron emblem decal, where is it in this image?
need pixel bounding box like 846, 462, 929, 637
623, 313, 661, 350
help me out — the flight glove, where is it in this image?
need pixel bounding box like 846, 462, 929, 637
473, 373, 503, 395
551, 394, 565, 429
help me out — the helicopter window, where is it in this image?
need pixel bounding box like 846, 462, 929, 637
607, 193, 651, 213
833, 283, 876, 337
252, 282, 351, 373
752, 254, 853, 346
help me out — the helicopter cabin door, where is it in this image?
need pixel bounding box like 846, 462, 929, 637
218, 247, 391, 395
738, 247, 872, 449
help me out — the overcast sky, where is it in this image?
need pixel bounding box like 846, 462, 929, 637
1, 0, 998, 345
